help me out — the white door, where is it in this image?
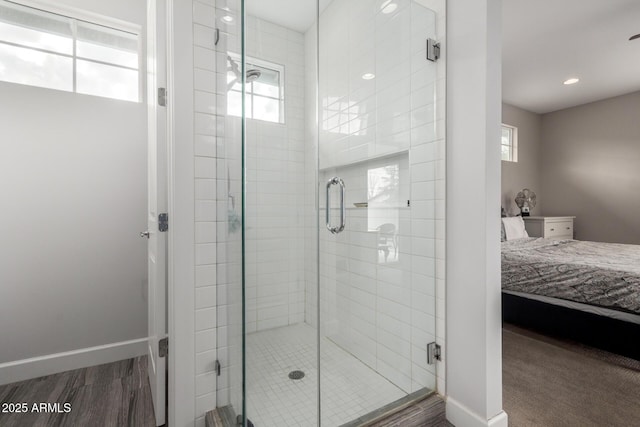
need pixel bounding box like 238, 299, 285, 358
146, 0, 168, 425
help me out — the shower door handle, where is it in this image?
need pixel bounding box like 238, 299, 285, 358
326, 177, 346, 234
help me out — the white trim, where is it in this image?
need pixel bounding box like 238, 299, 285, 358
0, 338, 147, 386
167, 0, 196, 425
4, 0, 141, 34
446, 398, 508, 427
500, 123, 518, 162
445, 0, 504, 422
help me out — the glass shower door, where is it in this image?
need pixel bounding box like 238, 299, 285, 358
318, 0, 444, 425
240, 0, 445, 425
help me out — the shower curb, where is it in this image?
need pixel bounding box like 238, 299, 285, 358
205, 389, 450, 427
340, 388, 446, 427
205, 405, 236, 427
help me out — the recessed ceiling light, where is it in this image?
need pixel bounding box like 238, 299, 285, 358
563, 78, 579, 85
362, 73, 375, 80
222, 15, 234, 23
381, 1, 397, 14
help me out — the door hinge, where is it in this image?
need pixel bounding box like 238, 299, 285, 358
159, 337, 168, 358
158, 213, 168, 232
427, 342, 441, 365
426, 38, 441, 62
158, 87, 167, 106
215, 360, 221, 376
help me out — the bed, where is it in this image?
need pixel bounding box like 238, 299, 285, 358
501, 237, 640, 360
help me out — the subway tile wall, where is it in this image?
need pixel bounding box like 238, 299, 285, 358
192, 1, 310, 423
191, 0, 244, 425
244, 16, 307, 333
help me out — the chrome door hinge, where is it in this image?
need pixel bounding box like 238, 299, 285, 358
159, 337, 168, 358
427, 342, 441, 365
158, 87, 167, 106
426, 38, 441, 62
215, 360, 221, 376
158, 213, 168, 232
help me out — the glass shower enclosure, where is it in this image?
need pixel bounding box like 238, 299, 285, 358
215, 0, 446, 425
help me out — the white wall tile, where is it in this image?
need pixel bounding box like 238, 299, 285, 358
195, 113, 217, 136
194, 69, 217, 93
194, 24, 217, 49
194, 46, 216, 71
196, 307, 217, 330
192, 1, 215, 28
196, 372, 217, 396
196, 392, 217, 417
195, 265, 216, 287
196, 328, 217, 353
196, 286, 217, 309
195, 243, 216, 265
195, 200, 216, 221
195, 222, 217, 243
195, 178, 216, 199
195, 156, 216, 178
196, 349, 217, 375
195, 91, 217, 115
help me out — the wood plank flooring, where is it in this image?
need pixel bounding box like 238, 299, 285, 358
0, 356, 155, 427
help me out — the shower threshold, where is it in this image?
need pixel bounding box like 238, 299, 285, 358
339, 387, 438, 427
205, 405, 236, 427
207, 388, 442, 427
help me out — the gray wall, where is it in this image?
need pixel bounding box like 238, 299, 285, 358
0, 0, 147, 367
540, 91, 640, 244
501, 103, 543, 215
0, 82, 148, 363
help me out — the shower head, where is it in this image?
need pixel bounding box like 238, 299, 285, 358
245, 69, 261, 82
226, 56, 262, 89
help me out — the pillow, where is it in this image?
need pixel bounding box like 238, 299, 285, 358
501, 217, 529, 241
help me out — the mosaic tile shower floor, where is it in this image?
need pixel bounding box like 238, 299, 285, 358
246, 323, 406, 426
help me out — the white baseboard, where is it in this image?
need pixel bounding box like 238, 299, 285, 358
0, 338, 148, 386
446, 397, 508, 427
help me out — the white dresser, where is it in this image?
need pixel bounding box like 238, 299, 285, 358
523, 216, 575, 239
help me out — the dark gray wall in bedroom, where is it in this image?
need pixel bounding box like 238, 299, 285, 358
540, 91, 640, 244
501, 103, 543, 216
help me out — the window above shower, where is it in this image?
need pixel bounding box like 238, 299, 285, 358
227, 55, 284, 124
0, 0, 140, 102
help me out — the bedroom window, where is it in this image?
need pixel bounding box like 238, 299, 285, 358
0, 0, 140, 102
502, 124, 518, 162
227, 55, 284, 124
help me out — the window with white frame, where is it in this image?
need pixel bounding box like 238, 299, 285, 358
501, 124, 518, 162
0, 0, 140, 102
227, 55, 284, 123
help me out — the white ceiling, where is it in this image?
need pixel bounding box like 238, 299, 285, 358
247, 0, 640, 114
245, 0, 330, 33
503, 0, 640, 114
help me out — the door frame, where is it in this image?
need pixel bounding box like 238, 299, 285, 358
165, 0, 196, 425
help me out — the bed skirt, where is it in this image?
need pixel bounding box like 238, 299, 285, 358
502, 293, 640, 361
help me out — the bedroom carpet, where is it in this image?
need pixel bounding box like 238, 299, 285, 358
503, 324, 640, 427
